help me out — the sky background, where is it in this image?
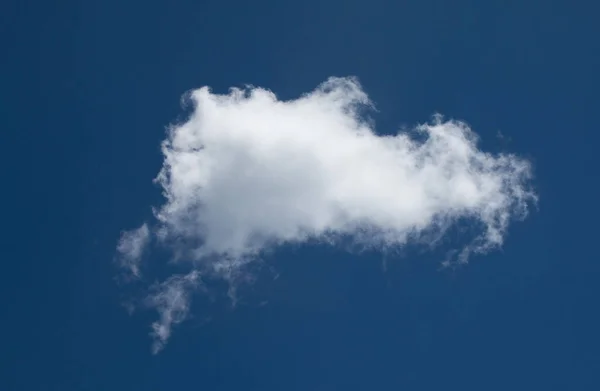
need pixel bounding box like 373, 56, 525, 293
2, 0, 600, 390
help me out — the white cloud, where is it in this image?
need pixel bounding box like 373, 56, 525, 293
119, 76, 536, 351
145, 271, 199, 354
116, 223, 150, 279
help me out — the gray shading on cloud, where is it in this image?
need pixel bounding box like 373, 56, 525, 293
117, 77, 537, 352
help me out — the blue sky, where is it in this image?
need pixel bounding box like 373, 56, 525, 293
3, 0, 600, 390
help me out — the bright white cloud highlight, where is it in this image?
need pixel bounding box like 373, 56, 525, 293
118, 77, 536, 352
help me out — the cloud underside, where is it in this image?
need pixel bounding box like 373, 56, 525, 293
117, 77, 536, 352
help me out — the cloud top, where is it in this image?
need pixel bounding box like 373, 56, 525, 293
118, 77, 536, 351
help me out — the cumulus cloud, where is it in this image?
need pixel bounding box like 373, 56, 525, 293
118, 76, 536, 351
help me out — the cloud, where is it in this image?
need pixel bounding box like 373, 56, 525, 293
116, 223, 150, 279
118, 76, 536, 351
146, 271, 200, 354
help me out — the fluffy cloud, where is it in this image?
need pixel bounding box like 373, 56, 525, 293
118, 77, 536, 352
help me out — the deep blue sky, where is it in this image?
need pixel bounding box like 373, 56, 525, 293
3, 0, 600, 390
